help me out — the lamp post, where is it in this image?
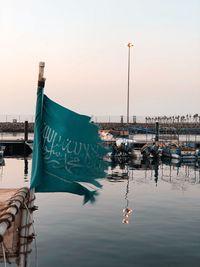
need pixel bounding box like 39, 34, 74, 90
127, 42, 133, 124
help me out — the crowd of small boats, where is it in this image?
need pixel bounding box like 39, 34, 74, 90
100, 130, 200, 163
141, 142, 200, 161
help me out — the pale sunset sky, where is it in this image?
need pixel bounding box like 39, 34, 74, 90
0, 0, 199, 119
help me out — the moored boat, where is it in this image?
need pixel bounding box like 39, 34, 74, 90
110, 138, 137, 159
141, 142, 161, 159
0, 145, 5, 158
161, 143, 181, 159
180, 145, 200, 161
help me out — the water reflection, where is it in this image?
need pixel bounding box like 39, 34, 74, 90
122, 177, 133, 224
1, 156, 200, 266
106, 157, 200, 226
107, 157, 200, 189
24, 158, 29, 182
0, 159, 5, 167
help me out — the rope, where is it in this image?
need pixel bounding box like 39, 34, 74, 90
18, 222, 33, 230
23, 201, 38, 267
0, 217, 11, 229
1, 242, 11, 264
1, 242, 7, 267
19, 249, 32, 255
0, 188, 34, 265
0, 206, 9, 213
19, 201, 29, 267
0, 211, 15, 222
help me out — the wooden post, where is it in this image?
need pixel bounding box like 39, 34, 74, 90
24, 121, 28, 142
155, 122, 159, 142
120, 115, 123, 124
24, 121, 29, 156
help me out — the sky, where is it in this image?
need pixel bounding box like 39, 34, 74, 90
0, 0, 199, 120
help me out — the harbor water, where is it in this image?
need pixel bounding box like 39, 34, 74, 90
0, 135, 200, 266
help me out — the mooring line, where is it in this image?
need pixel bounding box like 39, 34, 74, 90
23, 201, 38, 267
1, 241, 7, 267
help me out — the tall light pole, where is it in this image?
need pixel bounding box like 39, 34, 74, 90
127, 42, 133, 124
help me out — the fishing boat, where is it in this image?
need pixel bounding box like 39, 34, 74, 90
196, 149, 200, 160
141, 143, 161, 159
161, 143, 181, 159
110, 138, 138, 159
180, 145, 200, 161
100, 130, 115, 142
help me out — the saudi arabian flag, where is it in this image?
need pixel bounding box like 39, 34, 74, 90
31, 86, 107, 203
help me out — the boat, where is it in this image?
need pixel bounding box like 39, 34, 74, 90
0, 145, 5, 158
100, 130, 115, 142
0, 146, 5, 166
161, 143, 181, 159
196, 149, 200, 160
161, 142, 200, 161
110, 138, 138, 159
180, 145, 199, 161
141, 142, 161, 159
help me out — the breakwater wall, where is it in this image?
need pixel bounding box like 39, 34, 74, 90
1, 121, 200, 134
99, 122, 200, 134
0, 122, 34, 133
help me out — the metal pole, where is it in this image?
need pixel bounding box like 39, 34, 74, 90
127, 42, 133, 124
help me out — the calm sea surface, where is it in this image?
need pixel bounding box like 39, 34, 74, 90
0, 134, 200, 267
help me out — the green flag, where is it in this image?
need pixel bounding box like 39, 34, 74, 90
31, 87, 107, 203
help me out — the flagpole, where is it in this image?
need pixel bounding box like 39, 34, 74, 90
127, 42, 133, 124
30, 61, 46, 189
18, 62, 46, 267
30, 62, 46, 189
38, 62, 46, 87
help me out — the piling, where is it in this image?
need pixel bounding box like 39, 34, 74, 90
155, 122, 159, 142
24, 121, 29, 142
121, 116, 124, 124
24, 121, 30, 156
